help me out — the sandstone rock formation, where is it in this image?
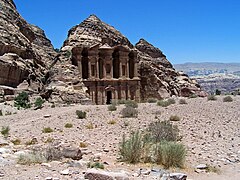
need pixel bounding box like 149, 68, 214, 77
0, 0, 56, 88
59, 14, 205, 101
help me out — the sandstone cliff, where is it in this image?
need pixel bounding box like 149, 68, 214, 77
0, 0, 56, 88
60, 14, 205, 100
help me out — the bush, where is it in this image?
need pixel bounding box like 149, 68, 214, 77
155, 141, 186, 168
1, 126, 10, 138
64, 123, 73, 128
168, 98, 176, 105
79, 142, 88, 148
14, 92, 31, 109
125, 100, 138, 108
17, 151, 46, 165
25, 138, 38, 145
108, 120, 116, 125
121, 107, 138, 118
34, 97, 45, 109
169, 115, 181, 121
207, 95, 217, 101
179, 99, 187, 104
147, 98, 157, 103
11, 138, 21, 145
147, 121, 179, 142
118, 124, 186, 168
42, 127, 53, 133
85, 122, 94, 129
157, 100, 171, 107
119, 131, 143, 164
189, 94, 198, 98
87, 162, 104, 169
117, 99, 127, 104
223, 96, 233, 102
76, 110, 86, 119
215, 89, 221, 95
108, 104, 117, 111
64, 50, 72, 58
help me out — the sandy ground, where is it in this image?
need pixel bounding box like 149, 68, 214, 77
0, 96, 240, 179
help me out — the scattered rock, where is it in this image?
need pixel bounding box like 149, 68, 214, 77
169, 173, 187, 180
44, 114, 51, 118
60, 169, 70, 175
196, 164, 208, 169
84, 169, 129, 180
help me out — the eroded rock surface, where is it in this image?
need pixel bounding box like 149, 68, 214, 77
0, 0, 56, 88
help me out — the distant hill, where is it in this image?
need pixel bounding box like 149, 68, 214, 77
174, 62, 240, 94
174, 62, 240, 77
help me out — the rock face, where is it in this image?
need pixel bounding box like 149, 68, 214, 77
63, 14, 133, 48
60, 15, 204, 100
0, 0, 56, 88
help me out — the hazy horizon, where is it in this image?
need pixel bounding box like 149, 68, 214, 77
14, 0, 240, 64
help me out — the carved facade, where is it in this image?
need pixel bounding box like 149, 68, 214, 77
71, 44, 141, 104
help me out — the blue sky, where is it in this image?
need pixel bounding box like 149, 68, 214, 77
14, 0, 240, 64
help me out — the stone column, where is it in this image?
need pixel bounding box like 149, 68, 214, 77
88, 60, 91, 79
119, 61, 123, 78
103, 61, 106, 79
110, 57, 113, 78
96, 60, 99, 79
126, 59, 129, 78
134, 62, 138, 78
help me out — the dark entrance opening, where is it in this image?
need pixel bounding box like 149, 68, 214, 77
106, 91, 112, 104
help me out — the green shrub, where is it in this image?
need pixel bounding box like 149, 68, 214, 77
76, 110, 86, 119
155, 141, 186, 168
108, 120, 117, 125
1, 126, 10, 138
14, 92, 31, 109
34, 97, 45, 109
189, 94, 198, 98
223, 96, 233, 102
79, 142, 88, 148
119, 131, 143, 164
64, 123, 73, 128
215, 89, 221, 95
108, 104, 117, 111
64, 50, 72, 58
17, 151, 46, 165
147, 120, 179, 142
169, 115, 181, 121
121, 107, 138, 118
125, 100, 138, 108
206, 164, 221, 174
42, 127, 53, 133
157, 100, 171, 107
117, 99, 127, 104
25, 138, 38, 145
85, 122, 94, 129
147, 98, 157, 103
207, 95, 217, 101
179, 99, 187, 104
11, 138, 21, 145
87, 162, 104, 169
168, 98, 176, 105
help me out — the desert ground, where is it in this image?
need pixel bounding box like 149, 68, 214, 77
0, 96, 240, 179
